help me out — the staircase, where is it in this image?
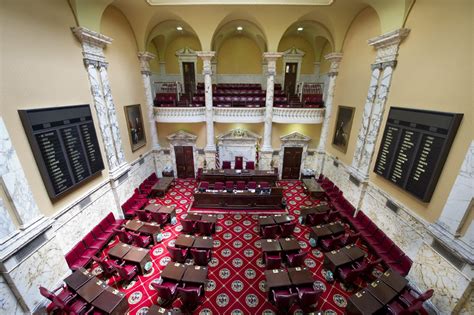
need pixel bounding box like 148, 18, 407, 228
288, 95, 303, 108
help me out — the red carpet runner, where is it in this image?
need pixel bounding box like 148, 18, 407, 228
90, 180, 356, 314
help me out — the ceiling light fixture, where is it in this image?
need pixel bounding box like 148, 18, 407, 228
236, 26, 243, 31
297, 27, 304, 31
176, 26, 183, 31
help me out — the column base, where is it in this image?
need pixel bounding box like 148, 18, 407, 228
204, 148, 216, 170
314, 149, 326, 174
347, 166, 370, 184
259, 149, 273, 170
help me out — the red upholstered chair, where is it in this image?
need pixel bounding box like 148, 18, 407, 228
181, 219, 195, 234
306, 212, 326, 226
39, 285, 76, 310
152, 280, 179, 306
72, 242, 96, 260
320, 234, 344, 252
40, 286, 89, 315
113, 228, 134, 245
167, 246, 188, 263
130, 231, 151, 248
222, 161, 231, 169
271, 289, 298, 315
295, 286, 323, 313
82, 233, 104, 251
191, 248, 212, 266
245, 161, 255, 170
400, 288, 434, 308
150, 212, 170, 226
317, 174, 324, 183
177, 285, 204, 313
105, 212, 123, 228
264, 252, 281, 270
279, 222, 296, 238
340, 232, 361, 247
234, 156, 243, 169
111, 261, 137, 283
91, 225, 111, 242
247, 181, 257, 190
91, 256, 117, 278
388, 299, 428, 315
285, 251, 307, 268
236, 181, 246, 190
136, 209, 152, 222
261, 225, 279, 239
199, 181, 209, 191
225, 181, 234, 191
196, 220, 214, 236
214, 182, 224, 190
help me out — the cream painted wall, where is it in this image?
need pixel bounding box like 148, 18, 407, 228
216, 36, 262, 74
319, 41, 333, 74
272, 124, 322, 148
277, 35, 315, 74
147, 42, 161, 73
326, 7, 380, 165
101, 6, 150, 162
0, 0, 108, 217
157, 123, 207, 148
164, 35, 203, 74
368, 0, 473, 223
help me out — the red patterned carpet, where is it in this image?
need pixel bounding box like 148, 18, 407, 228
89, 179, 361, 314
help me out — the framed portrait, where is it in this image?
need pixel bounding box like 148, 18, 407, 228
124, 104, 146, 152
332, 106, 355, 153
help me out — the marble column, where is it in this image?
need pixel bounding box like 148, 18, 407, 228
72, 26, 129, 179
315, 52, 343, 174
429, 141, 474, 264
313, 61, 321, 81
260, 52, 283, 170
197, 51, 216, 168
349, 28, 410, 182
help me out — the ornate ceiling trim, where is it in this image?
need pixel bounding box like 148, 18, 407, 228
146, 0, 333, 5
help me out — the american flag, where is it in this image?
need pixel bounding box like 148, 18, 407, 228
215, 145, 220, 169
256, 142, 259, 168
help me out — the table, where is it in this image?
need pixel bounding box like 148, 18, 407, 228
158, 205, 177, 223
147, 305, 183, 315
201, 214, 217, 224
258, 216, 276, 227
64, 268, 94, 291
186, 213, 202, 221
193, 188, 284, 210
288, 267, 314, 286
344, 245, 366, 261
193, 236, 214, 250
138, 222, 162, 245
346, 289, 384, 315
123, 247, 151, 274
302, 178, 325, 199
324, 250, 353, 273
201, 169, 278, 185
108, 242, 132, 260
379, 269, 408, 293
327, 221, 345, 234
76, 279, 107, 303
279, 238, 301, 252
273, 214, 292, 224
175, 234, 195, 248
366, 279, 398, 305
182, 265, 208, 284
299, 205, 331, 224
261, 239, 282, 252
151, 177, 174, 197
144, 203, 162, 212
123, 219, 145, 232
264, 269, 292, 291
309, 222, 345, 245
91, 286, 128, 315
161, 262, 187, 281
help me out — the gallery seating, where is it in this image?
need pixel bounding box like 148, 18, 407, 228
154, 93, 177, 107
121, 192, 148, 219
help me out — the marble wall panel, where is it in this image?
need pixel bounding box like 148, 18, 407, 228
0, 275, 24, 314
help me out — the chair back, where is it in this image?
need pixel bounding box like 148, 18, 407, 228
288, 251, 307, 267
274, 292, 297, 312
167, 246, 187, 263
191, 248, 210, 266
114, 228, 133, 244
280, 222, 296, 237
136, 210, 150, 222
298, 287, 322, 312
222, 161, 231, 169
416, 289, 434, 303
39, 286, 55, 301
181, 219, 195, 234
262, 225, 279, 239
259, 181, 270, 189
199, 181, 209, 190
214, 182, 224, 190
151, 281, 177, 305
246, 161, 255, 170
236, 181, 246, 190
247, 181, 257, 189
225, 181, 234, 190
150, 212, 169, 226
234, 156, 243, 169
197, 221, 213, 236
177, 286, 201, 310
265, 254, 281, 270
112, 262, 137, 281
131, 232, 149, 248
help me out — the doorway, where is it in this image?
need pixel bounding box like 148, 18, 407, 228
182, 62, 196, 99
174, 146, 195, 178
284, 62, 298, 96
282, 147, 303, 179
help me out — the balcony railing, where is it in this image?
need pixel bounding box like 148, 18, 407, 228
154, 106, 325, 124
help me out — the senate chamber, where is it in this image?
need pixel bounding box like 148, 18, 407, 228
0, 0, 472, 314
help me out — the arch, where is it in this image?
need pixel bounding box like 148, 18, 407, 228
211, 19, 268, 55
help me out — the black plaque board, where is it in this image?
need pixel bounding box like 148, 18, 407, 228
19, 105, 104, 199
374, 107, 463, 202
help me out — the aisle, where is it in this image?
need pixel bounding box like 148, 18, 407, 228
90, 179, 354, 315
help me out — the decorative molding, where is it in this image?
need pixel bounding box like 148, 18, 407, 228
263, 52, 283, 75
213, 107, 265, 123
368, 28, 410, 64
272, 107, 325, 124
71, 26, 112, 63
217, 128, 261, 142
324, 52, 343, 76
282, 47, 305, 91
137, 51, 156, 75
279, 132, 311, 179
176, 47, 198, 89
217, 128, 260, 167
167, 131, 199, 177
147, 0, 334, 5
154, 107, 206, 123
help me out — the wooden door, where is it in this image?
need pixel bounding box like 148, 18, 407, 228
182, 62, 196, 98
284, 62, 298, 96
174, 146, 195, 178
282, 147, 303, 179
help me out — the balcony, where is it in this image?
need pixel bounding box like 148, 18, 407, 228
154, 106, 325, 124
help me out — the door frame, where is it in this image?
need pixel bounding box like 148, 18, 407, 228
281, 47, 305, 93
174, 145, 195, 178
176, 48, 198, 94
278, 131, 311, 180
181, 61, 196, 97
282, 147, 304, 180
167, 130, 199, 178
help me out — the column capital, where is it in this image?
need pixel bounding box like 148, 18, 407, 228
263, 52, 283, 61
137, 51, 156, 75
324, 52, 343, 76
72, 26, 112, 63
196, 51, 216, 60
368, 28, 410, 63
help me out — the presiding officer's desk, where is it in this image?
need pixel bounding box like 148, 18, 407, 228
193, 187, 283, 210
200, 169, 278, 185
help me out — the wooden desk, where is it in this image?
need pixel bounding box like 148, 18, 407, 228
346, 289, 384, 315
193, 236, 214, 250
108, 242, 132, 260
76, 279, 107, 303
279, 238, 301, 252
264, 269, 291, 291
273, 214, 292, 224
182, 265, 208, 284
158, 205, 177, 223
258, 216, 276, 227
123, 247, 151, 274
309, 222, 345, 245
138, 222, 162, 245
302, 178, 325, 199
161, 263, 186, 282
193, 187, 283, 210
299, 205, 331, 224
147, 305, 183, 315
366, 280, 398, 305
379, 269, 408, 293
288, 267, 314, 286
261, 239, 282, 252
151, 177, 174, 197
324, 250, 353, 273
201, 214, 217, 224
327, 221, 345, 234
123, 220, 145, 232
186, 213, 202, 221
64, 268, 94, 291
344, 245, 366, 261
201, 169, 277, 185
174, 235, 195, 248
91, 287, 128, 315
144, 203, 162, 212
